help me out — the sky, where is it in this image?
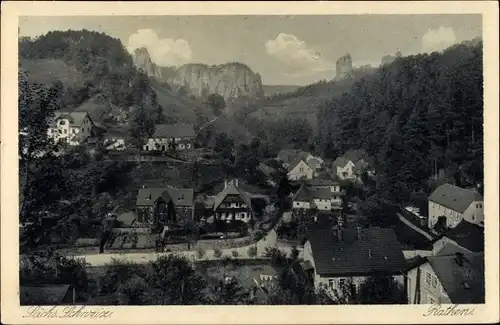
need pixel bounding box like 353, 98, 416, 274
19, 15, 482, 85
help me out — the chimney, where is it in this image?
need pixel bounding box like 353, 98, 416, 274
148, 193, 152, 200
142, 184, 145, 189
356, 226, 362, 240
235, 179, 239, 187
224, 179, 228, 189
368, 249, 372, 258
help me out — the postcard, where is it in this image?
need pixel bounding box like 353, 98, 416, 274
1, 1, 499, 324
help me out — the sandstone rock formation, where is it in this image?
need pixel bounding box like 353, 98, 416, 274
171, 63, 264, 100
132, 47, 264, 100
335, 54, 353, 81
381, 51, 402, 66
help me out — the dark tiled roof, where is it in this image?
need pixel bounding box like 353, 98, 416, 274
429, 183, 483, 213
292, 186, 311, 202
440, 220, 484, 252
427, 252, 484, 303
20, 285, 72, 305
308, 227, 407, 276
332, 157, 350, 168
213, 180, 252, 211
152, 123, 195, 138
277, 149, 301, 164
307, 158, 322, 170
405, 255, 427, 271
304, 178, 340, 187
136, 187, 194, 207
344, 149, 369, 163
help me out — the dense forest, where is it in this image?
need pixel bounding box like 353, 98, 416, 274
317, 39, 483, 215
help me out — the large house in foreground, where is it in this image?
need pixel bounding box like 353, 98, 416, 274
135, 186, 194, 227
428, 183, 484, 230
47, 112, 94, 146
143, 123, 195, 152
212, 179, 254, 224
303, 226, 407, 298
406, 251, 484, 304
431, 219, 484, 255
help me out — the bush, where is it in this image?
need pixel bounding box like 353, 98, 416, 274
214, 248, 223, 259
247, 246, 257, 258
197, 247, 206, 260
231, 250, 239, 258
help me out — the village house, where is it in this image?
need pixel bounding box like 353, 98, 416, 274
277, 149, 324, 174
47, 112, 94, 146
431, 219, 484, 255
428, 183, 484, 230
331, 149, 372, 181
406, 251, 485, 304
135, 186, 194, 227
292, 180, 343, 214
303, 226, 407, 299
287, 157, 315, 180
211, 179, 254, 224
143, 123, 196, 152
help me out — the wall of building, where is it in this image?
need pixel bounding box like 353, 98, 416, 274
462, 200, 484, 225
292, 200, 311, 209
313, 198, 332, 211
428, 201, 464, 229
288, 161, 313, 180
407, 262, 452, 304
336, 161, 355, 180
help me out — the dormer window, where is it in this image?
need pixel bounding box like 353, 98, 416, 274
59, 120, 66, 126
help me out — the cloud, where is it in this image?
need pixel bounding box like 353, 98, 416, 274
127, 29, 192, 66
265, 33, 334, 76
422, 26, 457, 53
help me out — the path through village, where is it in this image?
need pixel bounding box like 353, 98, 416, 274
76, 229, 301, 266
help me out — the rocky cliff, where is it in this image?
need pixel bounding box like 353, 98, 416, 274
381, 51, 402, 66
335, 54, 353, 81
132, 48, 264, 100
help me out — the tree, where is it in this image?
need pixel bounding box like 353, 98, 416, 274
214, 248, 223, 259
247, 246, 258, 259
358, 274, 407, 304
210, 278, 252, 305
99, 258, 145, 295
271, 165, 292, 202
116, 275, 150, 305
147, 255, 207, 304
207, 93, 226, 116
197, 247, 206, 260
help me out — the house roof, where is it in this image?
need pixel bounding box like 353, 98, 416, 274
287, 158, 310, 173
277, 149, 301, 164
438, 220, 484, 252
332, 157, 350, 169
429, 183, 482, 213
20, 285, 71, 305
136, 187, 194, 207
355, 160, 369, 172
307, 158, 322, 170
258, 163, 277, 177
307, 227, 407, 276
344, 149, 369, 163
152, 123, 195, 138
50, 112, 91, 127
213, 180, 253, 211
427, 252, 485, 303
303, 178, 340, 187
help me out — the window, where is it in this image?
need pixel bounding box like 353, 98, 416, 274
295, 202, 299, 206
431, 275, 438, 288
59, 120, 65, 126
425, 272, 432, 285
186, 144, 191, 149
338, 279, 346, 288
429, 296, 436, 304
299, 168, 304, 172
328, 279, 334, 288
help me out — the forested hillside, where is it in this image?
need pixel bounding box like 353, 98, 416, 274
317, 39, 483, 206
19, 30, 164, 143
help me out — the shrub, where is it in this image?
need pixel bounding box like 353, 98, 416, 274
197, 247, 206, 260
231, 250, 239, 258
214, 248, 223, 259
247, 246, 257, 259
